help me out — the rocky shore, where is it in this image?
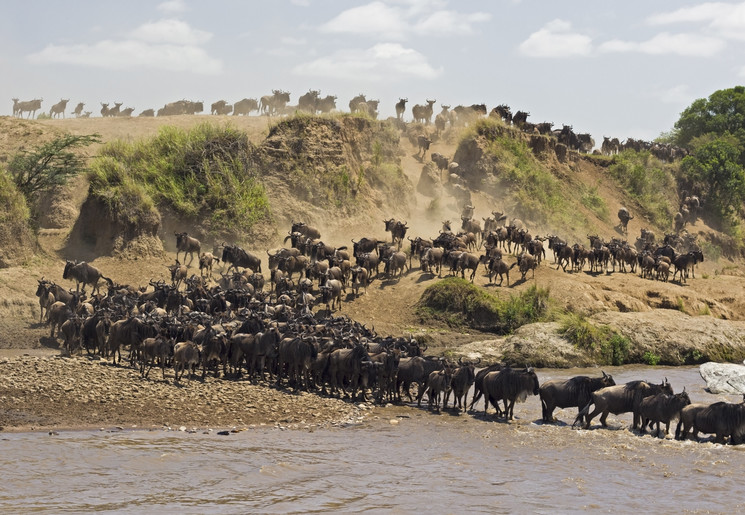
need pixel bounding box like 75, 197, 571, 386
0, 354, 368, 432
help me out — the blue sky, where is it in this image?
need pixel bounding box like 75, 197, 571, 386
2, 0, 743, 145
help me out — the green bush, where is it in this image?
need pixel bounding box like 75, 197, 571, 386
88, 123, 269, 236
416, 277, 550, 334
559, 312, 630, 366
642, 351, 661, 366
607, 150, 677, 227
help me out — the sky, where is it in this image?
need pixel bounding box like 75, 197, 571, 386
2, 0, 744, 146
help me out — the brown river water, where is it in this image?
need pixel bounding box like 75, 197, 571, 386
2, 366, 745, 513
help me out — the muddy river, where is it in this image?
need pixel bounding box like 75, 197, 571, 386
2, 366, 744, 513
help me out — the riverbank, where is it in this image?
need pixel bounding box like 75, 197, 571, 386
0, 354, 367, 432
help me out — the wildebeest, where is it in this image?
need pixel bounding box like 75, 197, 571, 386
427, 364, 454, 413
35, 279, 56, 323
383, 219, 408, 247
276, 336, 318, 391
617, 207, 633, 235
326, 344, 373, 401
60, 315, 83, 355
444, 358, 479, 412
319, 279, 344, 311
416, 135, 432, 158
573, 379, 673, 430
140, 336, 173, 379
638, 390, 691, 437
49, 99, 69, 118
174, 232, 201, 266
222, 244, 262, 274
412, 99, 436, 124
395, 98, 407, 119
539, 371, 615, 423
173, 340, 200, 381
168, 261, 188, 289
199, 252, 219, 278
383, 252, 408, 279
396, 356, 445, 405
483, 366, 540, 420
290, 221, 321, 240
676, 398, 745, 444
63, 260, 112, 295
232, 98, 260, 116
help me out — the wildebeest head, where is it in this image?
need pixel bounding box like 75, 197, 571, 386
63, 260, 78, 280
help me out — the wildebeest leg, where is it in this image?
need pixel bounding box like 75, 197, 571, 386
599, 410, 610, 427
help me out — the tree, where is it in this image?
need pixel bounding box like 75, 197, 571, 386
7, 133, 101, 200
680, 139, 745, 220
674, 86, 745, 149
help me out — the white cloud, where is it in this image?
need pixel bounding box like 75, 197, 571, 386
129, 19, 212, 46
647, 2, 745, 41
320, 1, 489, 40
656, 84, 693, 105
290, 0, 311, 6
293, 43, 442, 81
518, 19, 592, 58
28, 19, 221, 74
281, 36, 307, 46
599, 32, 725, 57
157, 0, 188, 14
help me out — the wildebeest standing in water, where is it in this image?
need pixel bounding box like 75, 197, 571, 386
638, 389, 691, 437
677, 397, 745, 444
573, 379, 673, 430
483, 366, 540, 420
539, 371, 615, 423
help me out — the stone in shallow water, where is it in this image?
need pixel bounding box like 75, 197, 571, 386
699, 362, 745, 394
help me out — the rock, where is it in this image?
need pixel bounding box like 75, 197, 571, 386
416, 162, 442, 197
699, 362, 745, 394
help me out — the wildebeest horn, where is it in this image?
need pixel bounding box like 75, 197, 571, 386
458, 356, 463, 365
602, 371, 607, 378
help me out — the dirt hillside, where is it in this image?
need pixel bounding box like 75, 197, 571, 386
0, 113, 743, 360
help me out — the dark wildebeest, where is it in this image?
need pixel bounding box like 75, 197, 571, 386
677, 398, 745, 444
383, 219, 408, 247
396, 356, 445, 405
63, 261, 112, 295
444, 357, 479, 412
106, 316, 153, 366
427, 364, 455, 413
175, 232, 201, 266
276, 336, 318, 391
638, 390, 691, 437
416, 135, 432, 158
395, 98, 407, 120
290, 221, 321, 240
573, 379, 673, 430
483, 366, 540, 420
485, 257, 516, 286
468, 362, 505, 413
222, 244, 262, 274
351, 237, 378, 258
370, 350, 400, 404
383, 252, 408, 279
326, 344, 373, 401
617, 207, 633, 235
539, 371, 615, 423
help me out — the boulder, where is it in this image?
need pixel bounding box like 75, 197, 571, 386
416, 162, 442, 197
699, 362, 745, 394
